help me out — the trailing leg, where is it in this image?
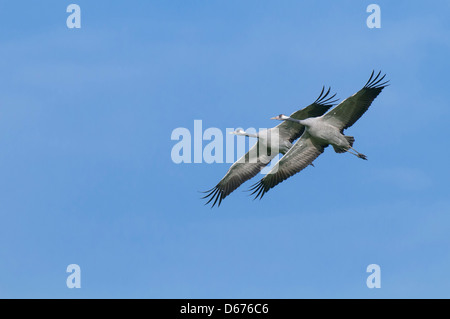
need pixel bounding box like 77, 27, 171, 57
350, 146, 367, 160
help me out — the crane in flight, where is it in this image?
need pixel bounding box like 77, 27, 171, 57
203, 87, 338, 207
250, 71, 389, 200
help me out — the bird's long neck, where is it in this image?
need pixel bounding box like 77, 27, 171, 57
243, 132, 259, 138
234, 130, 259, 138
285, 117, 307, 126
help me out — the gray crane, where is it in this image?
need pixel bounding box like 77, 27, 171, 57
203, 87, 338, 207
251, 71, 389, 200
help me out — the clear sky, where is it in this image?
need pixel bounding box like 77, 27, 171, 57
0, 0, 449, 298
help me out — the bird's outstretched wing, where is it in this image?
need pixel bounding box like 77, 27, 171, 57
322, 71, 389, 131
202, 142, 276, 207
250, 133, 326, 199
276, 86, 338, 142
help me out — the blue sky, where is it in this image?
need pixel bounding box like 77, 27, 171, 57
0, 0, 449, 298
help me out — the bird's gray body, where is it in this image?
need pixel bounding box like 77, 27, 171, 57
299, 117, 350, 152
256, 128, 293, 155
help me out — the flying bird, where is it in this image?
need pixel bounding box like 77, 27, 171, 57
250, 71, 389, 200
203, 87, 338, 207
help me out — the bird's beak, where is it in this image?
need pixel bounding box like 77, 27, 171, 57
270, 117, 277, 120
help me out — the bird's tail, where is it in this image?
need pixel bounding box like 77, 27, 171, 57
345, 136, 355, 147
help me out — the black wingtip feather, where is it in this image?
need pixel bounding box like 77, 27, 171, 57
202, 186, 224, 208
364, 70, 389, 89
312, 86, 339, 110
249, 180, 268, 200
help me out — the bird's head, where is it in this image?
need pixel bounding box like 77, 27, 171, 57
229, 128, 246, 136
270, 114, 290, 121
